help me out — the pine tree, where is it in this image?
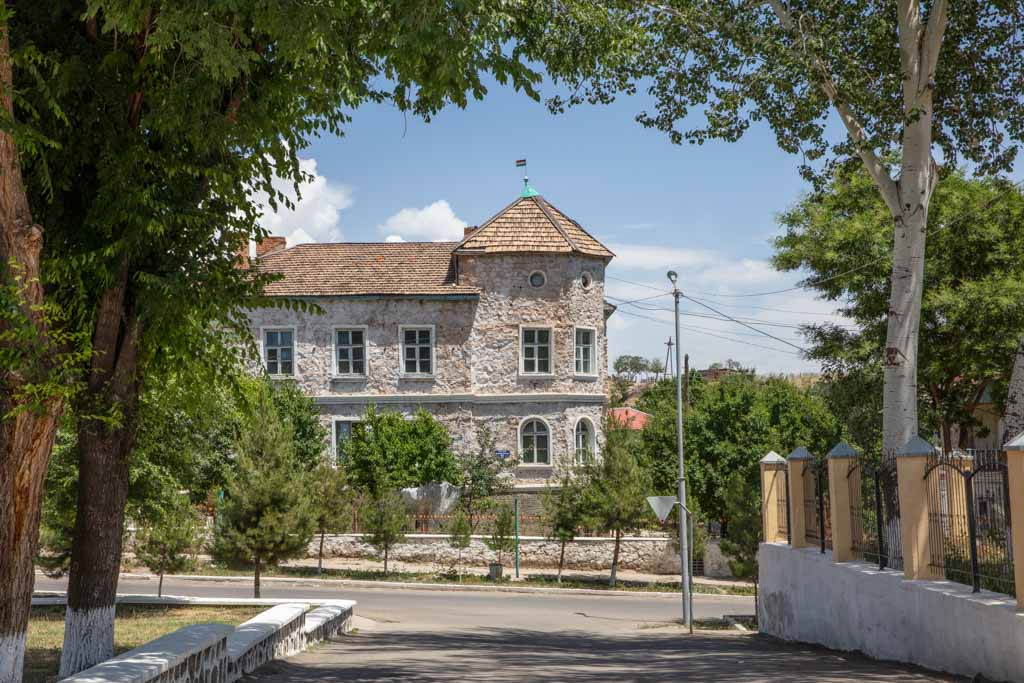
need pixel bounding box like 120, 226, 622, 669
582, 428, 652, 587
363, 490, 408, 576
211, 398, 314, 598
447, 510, 472, 583
485, 503, 516, 569
543, 475, 585, 584
135, 495, 200, 597
311, 463, 350, 575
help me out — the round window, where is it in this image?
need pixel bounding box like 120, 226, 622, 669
529, 271, 546, 288
581, 271, 593, 289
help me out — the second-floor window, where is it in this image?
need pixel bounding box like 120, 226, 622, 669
521, 327, 552, 374
335, 328, 366, 375
401, 326, 434, 375
264, 329, 294, 376
575, 327, 595, 375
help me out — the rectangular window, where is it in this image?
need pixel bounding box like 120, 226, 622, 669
335, 328, 366, 375
264, 329, 294, 376
334, 420, 361, 464
575, 328, 595, 375
521, 328, 552, 374
402, 327, 433, 375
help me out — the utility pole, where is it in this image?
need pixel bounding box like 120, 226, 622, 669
667, 271, 691, 630
664, 337, 674, 380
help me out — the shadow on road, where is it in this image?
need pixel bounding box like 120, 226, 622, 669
245, 628, 963, 682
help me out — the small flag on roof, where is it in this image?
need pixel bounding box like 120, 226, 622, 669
515, 159, 527, 167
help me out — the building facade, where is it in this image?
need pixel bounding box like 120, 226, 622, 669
246, 188, 615, 489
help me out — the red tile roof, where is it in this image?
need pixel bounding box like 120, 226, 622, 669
608, 407, 652, 430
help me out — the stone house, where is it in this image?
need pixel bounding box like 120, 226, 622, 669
245, 187, 615, 492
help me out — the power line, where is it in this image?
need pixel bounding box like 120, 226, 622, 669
616, 308, 803, 356
606, 295, 858, 331
680, 293, 809, 353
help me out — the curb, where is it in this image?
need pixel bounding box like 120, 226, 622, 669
46, 571, 753, 600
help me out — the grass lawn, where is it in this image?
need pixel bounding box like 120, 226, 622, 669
25, 604, 264, 683
189, 563, 757, 596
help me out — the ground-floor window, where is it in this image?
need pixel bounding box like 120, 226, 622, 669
333, 419, 362, 465
520, 418, 550, 465
574, 418, 595, 465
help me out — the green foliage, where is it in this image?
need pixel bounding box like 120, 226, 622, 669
135, 495, 200, 596
447, 508, 473, 580
37, 421, 79, 576
344, 406, 459, 497
543, 475, 585, 545
211, 397, 314, 575
269, 380, 329, 471
455, 426, 513, 533
362, 490, 408, 576
775, 168, 1024, 447
638, 373, 837, 524
719, 475, 761, 582
612, 355, 662, 382
582, 428, 652, 538
486, 504, 516, 566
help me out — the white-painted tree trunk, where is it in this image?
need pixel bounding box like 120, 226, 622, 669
0, 634, 26, 683
58, 606, 116, 677
1002, 336, 1024, 445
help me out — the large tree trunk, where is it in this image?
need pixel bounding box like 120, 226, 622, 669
0, 21, 64, 683
1002, 336, 1024, 445
59, 282, 141, 677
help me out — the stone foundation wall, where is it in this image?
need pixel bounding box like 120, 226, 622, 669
309, 533, 735, 578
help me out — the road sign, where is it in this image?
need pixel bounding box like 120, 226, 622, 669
647, 495, 678, 523
495, 449, 511, 460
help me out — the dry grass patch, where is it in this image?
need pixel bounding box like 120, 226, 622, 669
25, 604, 264, 683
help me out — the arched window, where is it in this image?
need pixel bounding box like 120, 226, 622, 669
520, 419, 550, 465
575, 419, 595, 465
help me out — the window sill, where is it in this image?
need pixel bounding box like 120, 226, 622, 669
518, 373, 555, 380
399, 374, 436, 380
330, 374, 368, 381
267, 374, 297, 381
574, 373, 599, 381
517, 463, 553, 469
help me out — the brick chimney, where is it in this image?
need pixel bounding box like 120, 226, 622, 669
256, 236, 287, 257
234, 241, 250, 270
463, 226, 477, 238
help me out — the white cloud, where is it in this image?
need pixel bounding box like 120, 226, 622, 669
254, 156, 353, 245
608, 244, 716, 271
378, 200, 466, 242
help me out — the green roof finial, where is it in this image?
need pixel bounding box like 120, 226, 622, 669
521, 176, 539, 198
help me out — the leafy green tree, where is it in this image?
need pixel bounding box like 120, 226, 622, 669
311, 463, 350, 576
269, 380, 330, 471
719, 475, 761, 582
211, 398, 314, 598
582, 429, 652, 587
774, 169, 1024, 451
134, 496, 200, 598
486, 503, 516, 568
543, 475, 585, 584
455, 426, 513, 534
546, 0, 1024, 462
447, 509, 473, 583
363, 490, 408, 576
344, 406, 459, 497
639, 373, 837, 525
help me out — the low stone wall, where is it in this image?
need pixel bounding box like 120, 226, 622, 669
226, 603, 308, 683
302, 602, 354, 646
310, 533, 735, 578
60, 623, 233, 683
759, 542, 1023, 682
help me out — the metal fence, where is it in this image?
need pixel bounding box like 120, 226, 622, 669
778, 468, 790, 543
924, 449, 1014, 595
848, 450, 903, 571
803, 459, 831, 552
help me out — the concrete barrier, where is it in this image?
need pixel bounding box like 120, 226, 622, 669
59, 623, 232, 683
302, 602, 354, 646
758, 542, 1024, 682
226, 603, 308, 682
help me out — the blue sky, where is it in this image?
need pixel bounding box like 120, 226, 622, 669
257, 79, 851, 374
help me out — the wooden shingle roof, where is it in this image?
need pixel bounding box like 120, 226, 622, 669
255, 242, 479, 297
456, 195, 614, 258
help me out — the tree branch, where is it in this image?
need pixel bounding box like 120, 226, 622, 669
764, 0, 900, 214
922, 0, 948, 80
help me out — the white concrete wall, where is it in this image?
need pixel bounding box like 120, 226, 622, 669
758, 542, 1024, 682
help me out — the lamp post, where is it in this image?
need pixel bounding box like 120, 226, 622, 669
668, 270, 691, 631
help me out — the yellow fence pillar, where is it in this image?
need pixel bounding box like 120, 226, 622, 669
787, 447, 814, 548
760, 451, 788, 543
896, 436, 940, 580
827, 440, 860, 562
1004, 433, 1024, 608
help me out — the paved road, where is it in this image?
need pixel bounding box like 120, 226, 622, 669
34, 575, 961, 682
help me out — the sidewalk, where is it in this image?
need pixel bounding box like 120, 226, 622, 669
283, 556, 755, 589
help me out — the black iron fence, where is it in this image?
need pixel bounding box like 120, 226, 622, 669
924, 449, 1014, 595
848, 450, 903, 571
803, 459, 831, 552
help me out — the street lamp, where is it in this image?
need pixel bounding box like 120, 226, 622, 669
665, 270, 691, 631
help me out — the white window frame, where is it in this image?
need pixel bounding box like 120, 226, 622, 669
518, 416, 552, 466
330, 417, 363, 467
519, 325, 555, 377
333, 325, 369, 377
259, 326, 298, 378
573, 417, 597, 466
399, 324, 436, 377
573, 326, 598, 378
